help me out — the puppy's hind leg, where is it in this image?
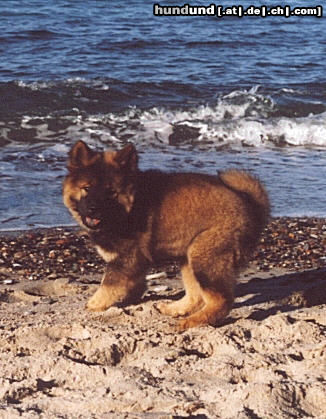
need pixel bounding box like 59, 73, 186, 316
178, 285, 233, 330
178, 228, 238, 330
157, 264, 204, 317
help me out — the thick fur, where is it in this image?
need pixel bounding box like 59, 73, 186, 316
63, 140, 270, 329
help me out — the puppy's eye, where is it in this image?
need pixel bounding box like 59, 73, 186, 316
105, 186, 118, 197
81, 185, 90, 192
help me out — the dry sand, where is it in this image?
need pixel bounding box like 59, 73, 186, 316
1, 262, 326, 418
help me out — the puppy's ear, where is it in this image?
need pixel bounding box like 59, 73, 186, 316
114, 143, 138, 172
68, 141, 98, 171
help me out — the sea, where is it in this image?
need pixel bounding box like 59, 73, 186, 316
1, 0, 326, 230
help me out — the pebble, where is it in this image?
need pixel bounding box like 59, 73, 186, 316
2, 279, 15, 285
146, 272, 168, 280
0, 217, 325, 283
152, 285, 170, 292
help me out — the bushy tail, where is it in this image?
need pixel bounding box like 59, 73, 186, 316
220, 170, 270, 223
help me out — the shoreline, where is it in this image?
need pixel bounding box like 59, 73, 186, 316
1, 216, 326, 284
2, 214, 326, 234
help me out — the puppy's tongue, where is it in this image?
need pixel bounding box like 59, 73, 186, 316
86, 217, 101, 228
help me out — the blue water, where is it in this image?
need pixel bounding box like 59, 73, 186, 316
1, 0, 326, 229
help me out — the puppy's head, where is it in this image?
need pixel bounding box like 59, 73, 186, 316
63, 140, 138, 231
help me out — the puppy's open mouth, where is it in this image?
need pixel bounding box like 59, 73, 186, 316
83, 216, 102, 229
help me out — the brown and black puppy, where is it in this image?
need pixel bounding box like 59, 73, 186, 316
63, 140, 269, 329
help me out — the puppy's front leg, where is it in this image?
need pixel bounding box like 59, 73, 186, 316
87, 268, 146, 312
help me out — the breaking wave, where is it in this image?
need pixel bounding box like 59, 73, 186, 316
1, 82, 326, 151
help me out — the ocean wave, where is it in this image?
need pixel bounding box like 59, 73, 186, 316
109, 102, 326, 148
1, 83, 326, 150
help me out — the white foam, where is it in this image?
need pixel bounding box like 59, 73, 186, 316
6, 86, 326, 150
95, 92, 326, 148
16, 80, 54, 90
15, 78, 110, 92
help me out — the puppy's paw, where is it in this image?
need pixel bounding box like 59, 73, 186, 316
177, 310, 211, 330
156, 301, 180, 317
156, 296, 203, 318
86, 287, 112, 312
178, 317, 204, 330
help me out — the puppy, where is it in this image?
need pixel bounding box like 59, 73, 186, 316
63, 141, 269, 329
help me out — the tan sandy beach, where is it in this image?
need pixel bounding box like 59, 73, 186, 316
0, 218, 326, 418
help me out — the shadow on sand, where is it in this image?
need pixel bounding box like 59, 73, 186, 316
234, 268, 326, 321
